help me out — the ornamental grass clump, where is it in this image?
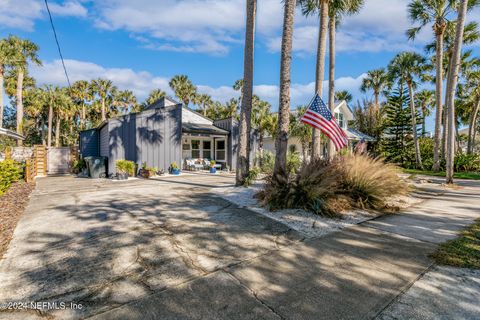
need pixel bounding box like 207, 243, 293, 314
258, 153, 408, 217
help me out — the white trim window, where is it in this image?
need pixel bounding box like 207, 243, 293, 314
191, 140, 201, 158
334, 112, 345, 128
215, 139, 226, 162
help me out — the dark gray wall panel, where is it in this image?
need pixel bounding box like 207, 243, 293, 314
79, 129, 99, 157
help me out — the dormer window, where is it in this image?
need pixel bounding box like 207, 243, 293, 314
334, 112, 345, 128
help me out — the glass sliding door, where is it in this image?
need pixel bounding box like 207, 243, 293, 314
202, 140, 212, 160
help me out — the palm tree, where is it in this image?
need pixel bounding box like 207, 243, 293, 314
143, 88, 166, 108
0, 38, 17, 128
70, 80, 91, 129
113, 89, 137, 115
416, 89, 435, 136
299, 0, 329, 158
236, 0, 257, 185
169, 75, 197, 107
461, 69, 480, 154
7, 36, 41, 144
91, 78, 115, 121
360, 68, 389, 113
251, 97, 273, 164
446, 0, 469, 183
290, 106, 313, 160
334, 90, 353, 103
388, 52, 428, 170
326, 0, 364, 157
194, 93, 212, 116
273, 0, 296, 182
407, 0, 453, 171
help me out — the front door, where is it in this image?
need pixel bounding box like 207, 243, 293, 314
215, 139, 226, 163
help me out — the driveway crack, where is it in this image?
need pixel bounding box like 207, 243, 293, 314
222, 269, 284, 320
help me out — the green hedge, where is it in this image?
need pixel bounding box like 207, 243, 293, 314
0, 160, 22, 196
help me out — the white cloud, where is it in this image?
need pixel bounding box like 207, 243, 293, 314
0, 0, 87, 31
48, 1, 88, 18
31, 59, 366, 110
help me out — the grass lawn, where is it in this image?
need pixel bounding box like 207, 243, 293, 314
431, 219, 480, 269
402, 169, 480, 180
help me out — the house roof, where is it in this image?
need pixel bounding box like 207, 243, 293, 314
182, 123, 229, 135
346, 128, 375, 142
0, 128, 24, 140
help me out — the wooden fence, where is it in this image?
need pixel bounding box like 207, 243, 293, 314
24, 145, 48, 183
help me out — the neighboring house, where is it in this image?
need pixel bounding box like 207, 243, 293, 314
263, 100, 374, 157
79, 97, 255, 175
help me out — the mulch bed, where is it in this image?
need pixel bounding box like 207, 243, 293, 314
0, 181, 35, 259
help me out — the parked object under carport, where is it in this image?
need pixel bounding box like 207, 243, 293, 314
84, 156, 107, 178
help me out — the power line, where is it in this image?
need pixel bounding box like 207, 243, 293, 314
44, 0, 71, 89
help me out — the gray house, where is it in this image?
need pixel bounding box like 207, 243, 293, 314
79, 97, 253, 175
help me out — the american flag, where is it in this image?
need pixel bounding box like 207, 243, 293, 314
300, 94, 348, 151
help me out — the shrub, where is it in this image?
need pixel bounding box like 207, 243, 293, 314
287, 151, 302, 174
0, 160, 22, 196
243, 167, 261, 187
254, 151, 275, 173
116, 160, 135, 176
258, 153, 408, 216
454, 153, 480, 172
72, 158, 86, 173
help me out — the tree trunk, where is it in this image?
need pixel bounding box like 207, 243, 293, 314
408, 81, 423, 170
47, 103, 53, 148
301, 140, 308, 161
273, 0, 296, 182
421, 104, 427, 136
236, 0, 257, 186
432, 29, 445, 171
442, 50, 454, 163
446, 0, 468, 184
0, 66, 4, 128
101, 98, 106, 121
327, 14, 336, 158
40, 117, 46, 145
374, 91, 379, 114
55, 113, 61, 147
16, 70, 24, 146
312, 0, 329, 159
467, 99, 480, 154
258, 132, 264, 167
81, 102, 86, 129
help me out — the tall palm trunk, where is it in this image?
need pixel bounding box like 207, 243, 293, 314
442, 50, 454, 162
273, 0, 296, 182
467, 98, 480, 154
374, 91, 379, 114
421, 104, 427, 136
408, 81, 423, 170
40, 117, 46, 145
432, 26, 445, 171
258, 132, 264, 166
101, 98, 106, 121
47, 104, 53, 148
236, 0, 257, 186
81, 102, 86, 129
55, 113, 61, 147
327, 14, 336, 158
312, 1, 329, 158
0, 66, 4, 128
446, 0, 468, 184
16, 70, 24, 146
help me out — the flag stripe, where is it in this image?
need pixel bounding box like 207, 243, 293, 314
299, 93, 348, 151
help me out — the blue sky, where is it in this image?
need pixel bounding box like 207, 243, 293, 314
1, 0, 479, 131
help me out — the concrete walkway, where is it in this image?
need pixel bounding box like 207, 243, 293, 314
0, 174, 478, 319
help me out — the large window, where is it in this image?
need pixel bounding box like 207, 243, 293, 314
191, 140, 200, 158
334, 112, 345, 128
203, 141, 212, 160
216, 140, 226, 161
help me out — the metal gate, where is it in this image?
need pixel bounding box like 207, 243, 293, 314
47, 147, 71, 175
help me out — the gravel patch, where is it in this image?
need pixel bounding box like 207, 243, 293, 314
378, 266, 480, 320
210, 179, 430, 238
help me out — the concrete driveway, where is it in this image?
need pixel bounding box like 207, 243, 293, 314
0, 174, 479, 319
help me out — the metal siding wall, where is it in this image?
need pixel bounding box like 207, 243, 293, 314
79, 130, 99, 157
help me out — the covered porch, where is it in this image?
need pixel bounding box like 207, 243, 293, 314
181, 123, 230, 171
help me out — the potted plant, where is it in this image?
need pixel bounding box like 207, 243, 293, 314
209, 160, 217, 174
170, 162, 180, 175
116, 160, 134, 180
139, 162, 155, 179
